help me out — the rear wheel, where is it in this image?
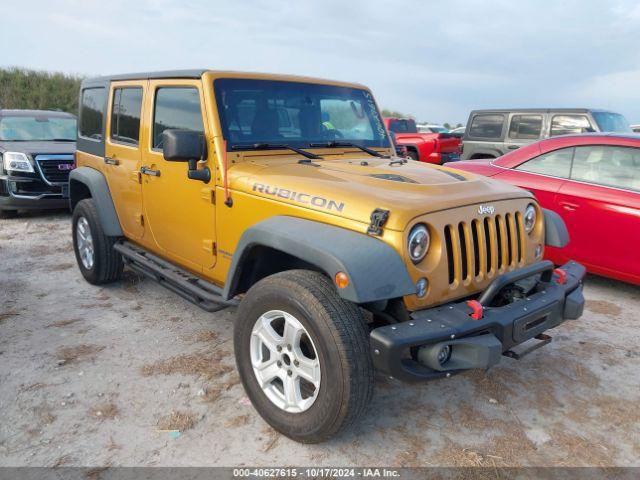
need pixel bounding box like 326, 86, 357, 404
72, 199, 123, 285
407, 149, 419, 161
234, 270, 373, 443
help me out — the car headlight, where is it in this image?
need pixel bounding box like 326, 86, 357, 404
408, 224, 430, 263
524, 204, 537, 233
2, 152, 34, 173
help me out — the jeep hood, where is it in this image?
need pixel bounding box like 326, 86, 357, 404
230, 155, 533, 231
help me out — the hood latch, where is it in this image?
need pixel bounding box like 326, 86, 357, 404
367, 208, 390, 236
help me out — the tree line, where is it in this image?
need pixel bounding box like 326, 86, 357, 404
0, 67, 82, 114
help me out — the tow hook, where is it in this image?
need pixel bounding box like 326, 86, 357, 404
466, 300, 484, 320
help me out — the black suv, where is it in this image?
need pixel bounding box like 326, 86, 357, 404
0, 109, 76, 217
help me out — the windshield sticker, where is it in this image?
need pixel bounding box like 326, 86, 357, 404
252, 183, 345, 213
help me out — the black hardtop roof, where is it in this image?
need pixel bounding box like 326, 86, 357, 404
81, 69, 208, 86
469, 108, 618, 115
0, 109, 76, 118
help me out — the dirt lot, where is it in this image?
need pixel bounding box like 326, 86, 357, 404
1, 211, 639, 468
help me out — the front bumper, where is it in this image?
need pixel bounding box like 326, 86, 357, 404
0, 176, 69, 211
370, 260, 586, 382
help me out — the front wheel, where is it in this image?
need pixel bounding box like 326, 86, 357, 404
234, 270, 374, 443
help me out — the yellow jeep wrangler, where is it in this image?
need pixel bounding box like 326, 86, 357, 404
70, 70, 585, 443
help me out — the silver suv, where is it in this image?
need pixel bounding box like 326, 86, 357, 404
460, 108, 631, 160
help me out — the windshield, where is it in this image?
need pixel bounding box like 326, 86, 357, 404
214, 79, 390, 149
0, 115, 76, 141
592, 112, 632, 133
421, 126, 449, 133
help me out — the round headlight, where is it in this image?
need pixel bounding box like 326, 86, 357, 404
408, 224, 430, 264
524, 204, 537, 233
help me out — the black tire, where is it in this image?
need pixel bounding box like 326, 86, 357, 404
407, 150, 419, 161
72, 198, 123, 285
234, 269, 374, 443
0, 209, 18, 219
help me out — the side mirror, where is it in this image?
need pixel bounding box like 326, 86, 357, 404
162, 129, 210, 183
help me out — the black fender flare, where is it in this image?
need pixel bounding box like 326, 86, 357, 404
69, 167, 123, 237
543, 208, 569, 248
222, 216, 416, 303
468, 148, 501, 159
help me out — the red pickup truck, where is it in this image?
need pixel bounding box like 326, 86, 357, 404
384, 117, 461, 164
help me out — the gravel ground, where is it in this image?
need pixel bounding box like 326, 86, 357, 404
1, 211, 639, 468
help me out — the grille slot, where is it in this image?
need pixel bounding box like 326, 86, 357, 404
35, 155, 74, 184
446, 210, 524, 286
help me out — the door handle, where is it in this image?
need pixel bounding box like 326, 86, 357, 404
104, 157, 119, 165
559, 201, 579, 211
140, 166, 161, 177
507, 145, 520, 150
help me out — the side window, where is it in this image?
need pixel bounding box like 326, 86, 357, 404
110, 87, 143, 145
550, 115, 592, 136
515, 147, 573, 178
152, 87, 204, 149
469, 114, 504, 138
572, 145, 640, 191
509, 115, 542, 140
79, 87, 106, 140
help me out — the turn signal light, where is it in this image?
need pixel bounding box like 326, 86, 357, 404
335, 271, 349, 289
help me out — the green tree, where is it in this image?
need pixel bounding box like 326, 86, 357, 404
443, 122, 451, 129
0, 67, 83, 114
381, 108, 414, 119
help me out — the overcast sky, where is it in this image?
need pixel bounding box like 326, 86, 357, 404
3, 0, 640, 124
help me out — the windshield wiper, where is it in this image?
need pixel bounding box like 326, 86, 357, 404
309, 141, 389, 158
231, 143, 322, 160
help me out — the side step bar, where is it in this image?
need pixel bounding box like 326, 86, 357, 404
114, 241, 238, 312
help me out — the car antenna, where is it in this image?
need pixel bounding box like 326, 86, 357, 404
223, 140, 233, 207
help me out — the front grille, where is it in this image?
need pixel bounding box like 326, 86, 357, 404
35, 155, 74, 184
444, 211, 525, 285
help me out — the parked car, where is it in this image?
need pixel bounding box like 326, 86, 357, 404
384, 117, 461, 163
0, 109, 76, 217
450, 133, 640, 284
417, 124, 449, 133
461, 108, 631, 160
450, 126, 465, 138
70, 69, 583, 443
631, 124, 640, 133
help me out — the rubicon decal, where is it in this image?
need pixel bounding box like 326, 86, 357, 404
253, 183, 345, 213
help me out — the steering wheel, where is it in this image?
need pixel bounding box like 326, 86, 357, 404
321, 124, 344, 140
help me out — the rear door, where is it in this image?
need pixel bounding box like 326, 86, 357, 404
504, 113, 544, 151
555, 145, 640, 281
104, 81, 145, 239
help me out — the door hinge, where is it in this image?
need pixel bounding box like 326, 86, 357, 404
132, 171, 142, 183
202, 239, 216, 254
201, 187, 215, 204
367, 208, 390, 236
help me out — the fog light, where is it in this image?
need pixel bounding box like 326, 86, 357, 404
437, 345, 452, 365
535, 244, 543, 258
416, 278, 428, 298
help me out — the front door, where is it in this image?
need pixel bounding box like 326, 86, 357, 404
140, 80, 217, 271
555, 144, 640, 281
104, 81, 145, 239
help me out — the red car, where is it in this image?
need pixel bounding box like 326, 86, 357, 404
449, 133, 640, 285
384, 117, 461, 164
